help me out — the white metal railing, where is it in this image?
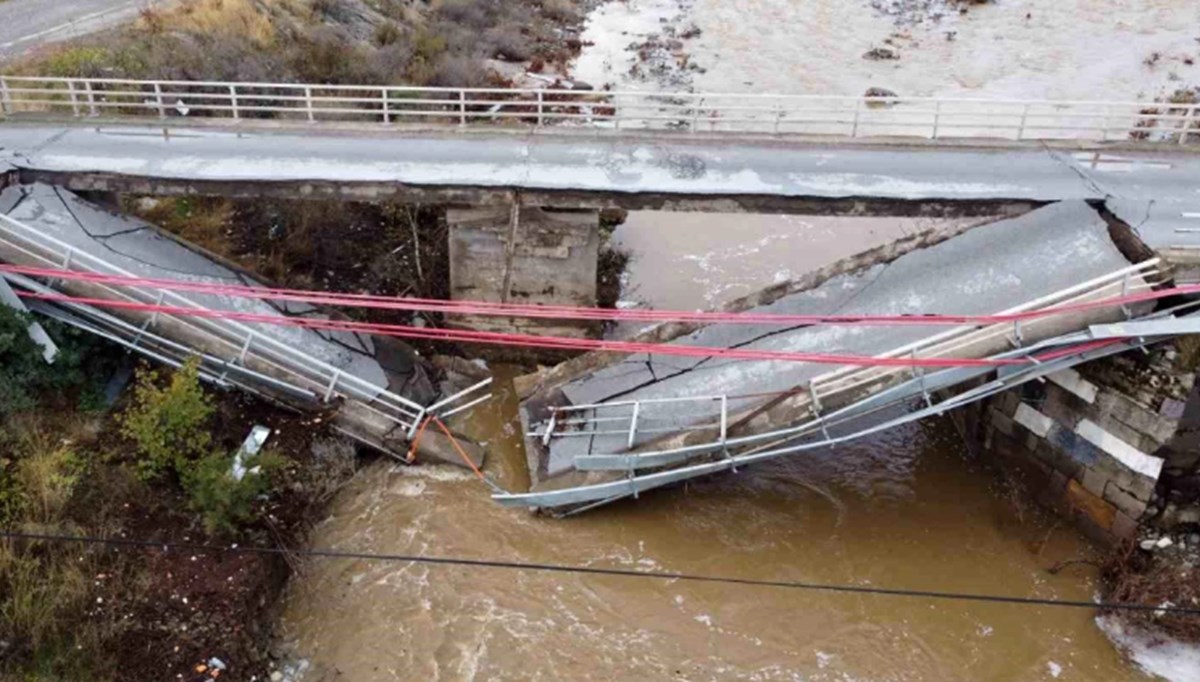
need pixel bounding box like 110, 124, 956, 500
0, 212, 489, 442
0, 75, 1197, 144
532, 260, 1166, 472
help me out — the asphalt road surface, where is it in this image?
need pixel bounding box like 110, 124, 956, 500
0, 0, 169, 58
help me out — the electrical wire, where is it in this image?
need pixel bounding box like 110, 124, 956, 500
3, 530, 1196, 616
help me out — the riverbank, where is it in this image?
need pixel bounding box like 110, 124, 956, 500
0, 327, 362, 679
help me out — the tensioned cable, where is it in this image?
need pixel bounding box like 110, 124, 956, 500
0, 263, 1182, 327
3, 530, 1196, 616
12, 291, 1133, 369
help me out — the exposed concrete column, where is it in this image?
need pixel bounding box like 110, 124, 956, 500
447, 202, 600, 339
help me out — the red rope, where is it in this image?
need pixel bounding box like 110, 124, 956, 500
0, 263, 1183, 327
16, 290, 1131, 369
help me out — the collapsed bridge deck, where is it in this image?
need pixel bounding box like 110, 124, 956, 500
507, 201, 1176, 510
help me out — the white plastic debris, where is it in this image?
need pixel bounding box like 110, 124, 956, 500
1157, 537, 1175, 549
208, 657, 227, 671
232, 426, 272, 482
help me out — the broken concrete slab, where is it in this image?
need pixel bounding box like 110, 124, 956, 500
0, 183, 484, 467
519, 200, 1146, 487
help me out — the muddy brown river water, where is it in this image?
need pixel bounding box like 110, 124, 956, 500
279, 216, 1153, 681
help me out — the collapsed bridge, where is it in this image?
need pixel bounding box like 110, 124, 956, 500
503, 201, 1197, 514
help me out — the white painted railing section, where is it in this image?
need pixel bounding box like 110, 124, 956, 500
0, 76, 1197, 144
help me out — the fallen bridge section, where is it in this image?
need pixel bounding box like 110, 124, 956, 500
510, 201, 1165, 508
0, 183, 484, 466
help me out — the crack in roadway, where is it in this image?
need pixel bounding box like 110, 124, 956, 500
568, 263, 894, 409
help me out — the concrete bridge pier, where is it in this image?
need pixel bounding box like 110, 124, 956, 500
447, 203, 600, 341
956, 347, 1200, 545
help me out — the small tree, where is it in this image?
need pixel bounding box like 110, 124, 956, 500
180, 451, 273, 535
119, 358, 214, 481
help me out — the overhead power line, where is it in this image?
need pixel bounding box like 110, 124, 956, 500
3, 530, 1198, 617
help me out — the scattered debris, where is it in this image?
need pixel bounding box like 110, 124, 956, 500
863, 46, 901, 61
864, 86, 901, 108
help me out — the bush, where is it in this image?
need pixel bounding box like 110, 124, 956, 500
0, 306, 106, 417
180, 450, 274, 535
119, 358, 214, 481
374, 21, 403, 47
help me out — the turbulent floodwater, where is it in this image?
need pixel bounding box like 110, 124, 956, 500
279, 216, 1158, 681
275, 2, 1200, 677
573, 0, 1200, 100
278, 377, 1141, 681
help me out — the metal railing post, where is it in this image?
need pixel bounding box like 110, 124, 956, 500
690, 95, 700, 132
381, 87, 390, 124
851, 98, 861, 137
304, 86, 314, 122
84, 80, 97, 116
719, 395, 728, 444
931, 100, 942, 139
1101, 104, 1112, 141
626, 401, 640, 449
1181, 105, 1196, 146
322, 369, 341, 402
153, 82, 166, 118
229, 85, 239, 120
0, 76, 10, 116
773, 106, 783, 135
1016, 103, 1029, 140
67, 80, 80, 116
537, 90, 544, 127
459, 90, 466, 125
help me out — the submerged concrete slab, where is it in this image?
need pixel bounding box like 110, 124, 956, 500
528, 201, 1138, 480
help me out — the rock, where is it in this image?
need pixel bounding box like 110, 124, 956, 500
863, 87, 900, 109
1190, 533, 1200, 545
1156, 536, 1175, 549
863, 46, 900, 61
270, 672, 284, 682
1140, 539, 1157, 550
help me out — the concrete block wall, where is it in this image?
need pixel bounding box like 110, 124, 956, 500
967, 349, 1194, 544
447, 205, 600, 339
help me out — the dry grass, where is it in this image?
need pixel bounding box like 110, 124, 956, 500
1103, 542, 1200, 641
0, 412, 133, 680
8, 0, 583, 87
137, 0, 281, 46
124, 196, 236, 258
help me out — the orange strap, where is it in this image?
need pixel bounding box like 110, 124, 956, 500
432, 415, 488, 482
405, 415, 434, 463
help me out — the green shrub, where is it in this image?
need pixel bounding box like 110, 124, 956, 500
181, 450, 277, 535
374, 21, 403, 47
42, 45, 112, 77
0, 306, 105, 417
119, 358, 214, 481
